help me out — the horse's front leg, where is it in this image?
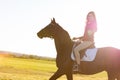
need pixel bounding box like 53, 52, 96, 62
65, 68, 73, 80
49, 68, 65, 80
49, 67, 73, 80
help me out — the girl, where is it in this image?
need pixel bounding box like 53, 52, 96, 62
73, 11, 97, 71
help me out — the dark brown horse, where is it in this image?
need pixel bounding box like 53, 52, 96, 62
37, 18, 120, 80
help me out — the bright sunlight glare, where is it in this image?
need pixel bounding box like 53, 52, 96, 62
0, 0, 120, 58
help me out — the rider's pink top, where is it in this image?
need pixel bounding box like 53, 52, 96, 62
83, 21, 97, 41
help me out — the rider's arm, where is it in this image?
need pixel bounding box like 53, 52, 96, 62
72, 36, 83, 40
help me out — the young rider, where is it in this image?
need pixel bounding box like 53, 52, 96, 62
73, 11, 97, 71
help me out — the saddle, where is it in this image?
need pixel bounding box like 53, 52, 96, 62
73, 41, 95, 59
72, 42, 96, 73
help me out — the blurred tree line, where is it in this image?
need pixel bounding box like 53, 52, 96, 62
0, 51, 55, 61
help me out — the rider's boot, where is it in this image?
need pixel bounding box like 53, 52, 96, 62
73, 63, 80, 72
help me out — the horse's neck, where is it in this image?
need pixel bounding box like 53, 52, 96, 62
54, 35, 73, 55
53, 30, 73, 67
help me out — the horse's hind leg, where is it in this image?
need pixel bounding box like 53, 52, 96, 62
116, 73, 120, 80
107, 72, 116, 80
117, 76, 120, 80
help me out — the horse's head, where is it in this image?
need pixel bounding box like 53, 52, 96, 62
37, 18, 62, 39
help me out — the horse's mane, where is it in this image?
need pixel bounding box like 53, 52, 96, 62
55, 23, 72, 42
54, 23, 73, 68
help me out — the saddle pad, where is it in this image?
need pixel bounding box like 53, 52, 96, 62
71, 48, 98, 61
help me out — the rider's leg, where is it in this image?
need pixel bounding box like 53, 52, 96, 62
74, 41, 94, 65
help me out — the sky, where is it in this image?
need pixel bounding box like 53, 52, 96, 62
0, 0, 120, 58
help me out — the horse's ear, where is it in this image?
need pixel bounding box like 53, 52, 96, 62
51, 19, 53, 22
51, 18, 56, 23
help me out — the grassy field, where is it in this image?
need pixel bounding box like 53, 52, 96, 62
0, 56, 108, 80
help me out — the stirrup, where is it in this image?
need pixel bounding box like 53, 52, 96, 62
73, 64, 79, 72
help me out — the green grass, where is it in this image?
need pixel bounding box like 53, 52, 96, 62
0, 57, 108, 80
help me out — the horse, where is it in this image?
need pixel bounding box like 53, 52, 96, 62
37, 18, 120, 80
